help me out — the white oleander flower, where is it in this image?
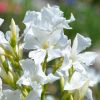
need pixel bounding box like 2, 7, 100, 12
26, 30, 67, 63
56, 61, 90, 90
23, 5, 75, 63
63, 70, 88, 90
17, 59, 59, 87
57, 69, 95, 92
23, 5, 75, 33
60, 33, 97, 73
56, 33, 98, 90
61, 64, 98, 91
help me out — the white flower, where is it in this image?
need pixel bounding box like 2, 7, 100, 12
17, 59, 59, 87
25, 28, 67, 61
27, 29, 67, 64
56, 65, 88, 90
25, 23, 68, 63
63, 71, 88, 90
56, 61, 89, 91
56, 33, 97, 90
23, 5, 75, 63
25, 29, 67, 50
61, 33, 97, 72
23, 5, 75, 32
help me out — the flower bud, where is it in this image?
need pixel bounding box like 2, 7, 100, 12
10, 19, 17, 48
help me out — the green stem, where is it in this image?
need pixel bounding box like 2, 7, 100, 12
42, 52, 48, 72
41, 85, 47, 100
70, 94, 73, 100
21, 94, 25, 100
59, 76, 64, 100
41, 52, 48, 100
60, 76, 64, 93
79, 96, 83, 100
41, 90, 45, 100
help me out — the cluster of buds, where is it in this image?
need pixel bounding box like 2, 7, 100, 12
0, 5, 98, 100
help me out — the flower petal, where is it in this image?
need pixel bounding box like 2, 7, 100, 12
65, 13, 75, 29
2, 90, 21, 100
25, 82, 42, 100
48, 30, 63, 47
0, 31, 8, 44
17, 71, 31, 86
24, 28, 41, 49
47, 49, 62, 61
25, 90, 41, 100
78, 52, 98, 66
19, 59, 47, 85
64, 71, 88, 90
48, 30, 68, 49
66, 13, 75, 23
45, 73, 59, 84
84, 88, 93, 100
73, 62, 86, 74
72, 33, 91, 53
29, 49, 46, 64
23, 11, 40, 28
19, 59, 37, 74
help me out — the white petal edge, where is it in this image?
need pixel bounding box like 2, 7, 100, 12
72, 33, 91, 53
78, 52, 98, 66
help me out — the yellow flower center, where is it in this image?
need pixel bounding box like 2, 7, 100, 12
42, 41, 49, 49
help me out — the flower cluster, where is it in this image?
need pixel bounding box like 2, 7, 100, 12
0, 5, 98, 100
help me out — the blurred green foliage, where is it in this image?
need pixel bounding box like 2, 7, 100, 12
60, 3, 100, 48
0, 0, 34, 34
